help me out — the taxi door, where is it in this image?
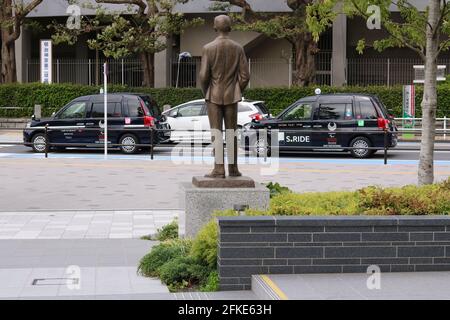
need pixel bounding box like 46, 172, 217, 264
275, 101, 314, 151
312, 97, 357, 149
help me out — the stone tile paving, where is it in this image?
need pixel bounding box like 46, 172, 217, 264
0, 211, 180, 240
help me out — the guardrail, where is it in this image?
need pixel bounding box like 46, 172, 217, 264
394, 117, 448, 139
0, 126, 449, 165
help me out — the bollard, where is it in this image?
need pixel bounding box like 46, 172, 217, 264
44, 124, 49, 158
34, 105, 42, 120
384, 128, 388, 165
150, 128, 155, 160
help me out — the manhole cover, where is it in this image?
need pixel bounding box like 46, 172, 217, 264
32, 278, 79, 286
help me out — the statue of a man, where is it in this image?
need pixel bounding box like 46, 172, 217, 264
199, 15, 250, 179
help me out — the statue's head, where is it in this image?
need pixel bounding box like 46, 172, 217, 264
214, 15, 232, 33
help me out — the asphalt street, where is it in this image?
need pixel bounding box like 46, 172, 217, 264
0, 142, 450, 161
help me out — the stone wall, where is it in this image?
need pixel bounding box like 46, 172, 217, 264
0, 118, 28, 129
218, 216, 450, 291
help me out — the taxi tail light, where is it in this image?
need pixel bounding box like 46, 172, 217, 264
144, 116, 155, 127
377, 118, 390, 129
250, 113, 263, 121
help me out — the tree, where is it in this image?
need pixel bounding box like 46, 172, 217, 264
308, 0, 449, 185
0, 0, 43, 83
212, 0, 319, 86
52, 0, 202, 87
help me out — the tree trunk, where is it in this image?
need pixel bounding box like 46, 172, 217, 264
1, 31, 18, 84
418, 0, 440, 185
293, 32, 317, 87
140, 52, 155, 87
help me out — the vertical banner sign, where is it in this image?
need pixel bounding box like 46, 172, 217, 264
40, 40, 53, 84
402, 85, 415, 138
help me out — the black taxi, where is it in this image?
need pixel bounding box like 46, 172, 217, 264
242, 94, 398, 158
24, 93, 171, 154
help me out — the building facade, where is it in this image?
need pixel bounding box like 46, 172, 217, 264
9, 0, 449, 88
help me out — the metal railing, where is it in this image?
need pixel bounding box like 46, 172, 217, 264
347, 58, 450, 86
1, 126, 449, 166
26, 59, 144, 87
394, 117, 448, 140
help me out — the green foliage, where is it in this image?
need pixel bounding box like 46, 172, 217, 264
200, 271, 220, 292
257, 178, 450, 216
158, 255, 210, 292
267, 190, 360, 216
4, 83, 450, 119
190, 219, 220, 270
153, 220, 178, 241
266, 182, 292, 198
137, 240, 191, 278
359, 180, 450, 215
52, 1, 203, 59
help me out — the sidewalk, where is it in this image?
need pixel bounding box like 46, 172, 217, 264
0, 210, 180, 240
0, 157, 449, 211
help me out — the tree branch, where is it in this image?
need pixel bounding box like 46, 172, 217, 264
95, 0, 147, 16
4, 0, 44, 45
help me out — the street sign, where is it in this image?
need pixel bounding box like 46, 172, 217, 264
402, 85, 415, 139
40, 40, 52, 84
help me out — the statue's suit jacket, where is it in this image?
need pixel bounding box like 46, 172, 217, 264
199, 35, 250, 106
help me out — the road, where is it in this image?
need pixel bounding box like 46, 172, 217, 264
0, 142, 450, 161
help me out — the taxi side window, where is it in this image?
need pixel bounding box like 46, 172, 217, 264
91, 102, 122, 118
318, 104, 353, 120
58, 102, 87, 119
357, 100, 379, 119
127, 99, 145, 117
282, 103, 313, 121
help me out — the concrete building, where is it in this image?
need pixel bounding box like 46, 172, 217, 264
9, 0, 449, 87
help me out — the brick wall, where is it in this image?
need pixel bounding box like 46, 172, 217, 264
218, 216, 450, 291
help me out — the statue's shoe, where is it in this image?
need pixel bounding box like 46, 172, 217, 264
205, 171, 226, 179
228, 170, 243, 177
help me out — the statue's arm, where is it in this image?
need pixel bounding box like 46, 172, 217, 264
199, 47, 211, 97
238, 47, 250, 91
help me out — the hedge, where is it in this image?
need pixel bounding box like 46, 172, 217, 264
1, 82, 450, 118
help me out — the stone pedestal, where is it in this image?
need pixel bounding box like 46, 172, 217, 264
180, 177, 269, 238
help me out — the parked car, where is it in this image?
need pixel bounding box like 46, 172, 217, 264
242, 94, 398, 158
162, 99, 271, 143
24, 93, 171, 154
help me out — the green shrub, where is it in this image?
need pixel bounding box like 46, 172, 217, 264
153, 220, 178, 241
200, 271, 220, 292
158, 255, 210, 291
358, 180, 450, 215
264, 190, 360, 216
3, 82, 450, 118
266, 182, 292, 198
137, 240, 191, 278
190, 219, 220, 269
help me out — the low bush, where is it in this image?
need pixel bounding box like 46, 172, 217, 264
3, 82, 450, 118
266, 182, 292, 198
138, 240, 191, 278
153, 219, 178, 241
139, 179, 450, 292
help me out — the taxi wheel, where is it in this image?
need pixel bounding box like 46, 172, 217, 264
31, 133, 47, 153
252, 137, 271, 157
350, 137, 373, 159
119, 134, 139, 154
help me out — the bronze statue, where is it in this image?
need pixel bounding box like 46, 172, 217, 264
199, 15, 250, 179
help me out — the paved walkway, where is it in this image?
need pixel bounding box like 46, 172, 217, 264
0, 239, 256, 300
0, 210, 179, 240
0, 157, 449, 211
261, 273, 450, 300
